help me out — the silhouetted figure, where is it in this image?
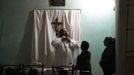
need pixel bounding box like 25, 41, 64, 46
75, 41, 92, 75
100, 37, 116, 75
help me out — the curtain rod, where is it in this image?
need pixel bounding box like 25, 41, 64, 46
33, 9, 81, 10
33, 9, 81, 13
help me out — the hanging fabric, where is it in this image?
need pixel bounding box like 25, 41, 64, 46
31, 9, 81, 67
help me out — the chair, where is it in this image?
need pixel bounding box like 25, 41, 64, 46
0, 64, 3, 75
24, 64, 44, 75
79, 70, 92, 75
4, 64, 21, 75
0, 64, 44, 75
52, 64, 74, 75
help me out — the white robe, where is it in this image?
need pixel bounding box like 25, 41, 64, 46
51, 38, 79, 66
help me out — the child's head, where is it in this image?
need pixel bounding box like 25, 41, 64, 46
81, 41, 89, 51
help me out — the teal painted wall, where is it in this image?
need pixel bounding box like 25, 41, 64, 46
80, 1, 115, 74
0, 0, 115, 75
81, 13, 115, 75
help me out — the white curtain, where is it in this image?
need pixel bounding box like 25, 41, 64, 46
31, 9, 81, 67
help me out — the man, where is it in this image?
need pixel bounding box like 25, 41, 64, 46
100, 37, 116, 75
51, 28, 79, 75
51, 28, 79, 66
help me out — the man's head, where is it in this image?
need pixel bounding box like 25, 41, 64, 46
81, 41, 89, 51
59, 28, 69, 37
104, 37, 112, 46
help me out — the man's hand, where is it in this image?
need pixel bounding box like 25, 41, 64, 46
62, 36, 70, 43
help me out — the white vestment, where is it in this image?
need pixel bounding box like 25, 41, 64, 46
52, 38, 79, 66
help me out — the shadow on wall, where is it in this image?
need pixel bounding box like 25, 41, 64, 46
15, 11, 34, 64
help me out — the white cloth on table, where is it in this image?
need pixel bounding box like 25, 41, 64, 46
45, 68, 78, 75
31, 68, 78, 75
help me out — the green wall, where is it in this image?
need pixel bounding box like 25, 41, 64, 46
0, 0, 115, 75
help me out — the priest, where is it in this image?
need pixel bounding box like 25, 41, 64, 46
51, 28, 79, 67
